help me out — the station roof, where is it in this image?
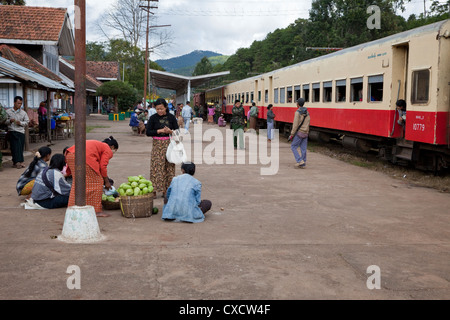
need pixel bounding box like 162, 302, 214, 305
149, 69, 230, 91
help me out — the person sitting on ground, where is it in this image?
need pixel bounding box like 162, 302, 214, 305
218, 114, 226, 127
16, 146, 52, 197
62, 146, 72, 184
162, 162, 212, 223
138, 110, 147, 136
28, 154, 72, 210
129, 109, 140, 135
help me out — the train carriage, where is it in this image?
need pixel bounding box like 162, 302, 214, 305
218, 19, 450, 171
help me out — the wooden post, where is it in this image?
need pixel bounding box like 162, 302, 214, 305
74, 0, 87, 206
47, 89, 52, 144
23, 85, 29, 151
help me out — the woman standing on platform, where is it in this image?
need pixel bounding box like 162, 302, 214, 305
65, 136, 118, 217
266, 104, 276, 142
146, 98, 179, 198
37, 102, 47, 139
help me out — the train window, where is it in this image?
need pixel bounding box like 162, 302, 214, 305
265, 90, 269, 103
350, 77, 363, 102
246, 92, 249, 103
336, 79, 346, 102
258, 91, 261, 102
242, 93, 244, 103
411, 69, 430, 104
251, 92, 254, 103
323, 81, 332, 102
312, 83, 320, 102
303, 84, 310, 102
294, 86, 301, 101
287, 87, 293, 103
280, 87, 285, 103
274, 88, 279, 104
368, 75, 383, 102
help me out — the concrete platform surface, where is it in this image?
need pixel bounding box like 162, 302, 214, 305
0, 114, 449, 300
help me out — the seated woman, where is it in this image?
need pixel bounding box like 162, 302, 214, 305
29, 154, 72, 209
218, 114, 226, 127
16, 146, 52, 197
162, 162, 212, 223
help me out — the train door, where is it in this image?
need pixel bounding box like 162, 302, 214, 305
391, 42, 409, 138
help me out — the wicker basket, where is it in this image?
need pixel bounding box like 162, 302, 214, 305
102, 199, 121, 210
120, 193, 154, 218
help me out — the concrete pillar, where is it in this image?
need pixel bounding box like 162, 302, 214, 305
59, 206, 104, 243
187, 80, 191, 103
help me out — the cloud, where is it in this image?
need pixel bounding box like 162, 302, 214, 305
25, 0, 431, 60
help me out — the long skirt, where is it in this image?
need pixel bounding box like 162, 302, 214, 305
150, 139, 175, 194
267, 121, 275, 140
249, 116, 257, 130
66, 152, 104, 213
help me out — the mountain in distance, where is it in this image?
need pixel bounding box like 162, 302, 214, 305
155, 50, 228, 76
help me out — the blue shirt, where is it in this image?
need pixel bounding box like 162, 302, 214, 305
129, 113, 139, 127
162, 174, 205, 223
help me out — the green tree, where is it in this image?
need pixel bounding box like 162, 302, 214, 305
192, 56, 213, 76
86, 41, 108, 61
96, 81, 138, 113
0, 0, 25, 4
86, 39, 164, 99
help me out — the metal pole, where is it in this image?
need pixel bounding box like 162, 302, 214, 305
74, 0, 87, 206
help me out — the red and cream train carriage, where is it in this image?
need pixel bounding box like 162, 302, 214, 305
201, 20, 450, 171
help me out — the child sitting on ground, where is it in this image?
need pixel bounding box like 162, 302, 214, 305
218, 114, 226, 127
162, 162, 212, 223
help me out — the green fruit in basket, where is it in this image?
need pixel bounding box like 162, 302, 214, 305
102, 194, 107, 201
142, 187, 149, 195
107, 196, 115, 202
131, 181, 139, 188
148, 186, 154, 193
125, 188, 134, 196
152, 207, 159, 214
139, 183, 147, 190
134, 187, 140, 196
122, 184, 132, 190
139, 179, 147, 185
118, 188, 126, 196
128, 176, 139, 183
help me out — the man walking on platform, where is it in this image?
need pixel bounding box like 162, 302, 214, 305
288, 98, 310, 169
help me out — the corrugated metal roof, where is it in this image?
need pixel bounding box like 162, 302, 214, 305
0, 56, 73, 91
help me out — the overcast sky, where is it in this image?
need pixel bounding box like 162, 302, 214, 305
26, 0, 429, 60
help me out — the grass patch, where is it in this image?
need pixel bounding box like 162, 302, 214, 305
86, 126, 110, 133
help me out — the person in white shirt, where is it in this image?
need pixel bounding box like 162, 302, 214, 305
181, 101, 193, 134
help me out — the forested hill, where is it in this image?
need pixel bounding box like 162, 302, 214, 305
201, 0, 449, 86
155, 50, 223, 73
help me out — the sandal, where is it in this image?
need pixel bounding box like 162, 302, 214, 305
96, 213, 110, 218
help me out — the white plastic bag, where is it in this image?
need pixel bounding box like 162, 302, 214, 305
166, 129, 187, 164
